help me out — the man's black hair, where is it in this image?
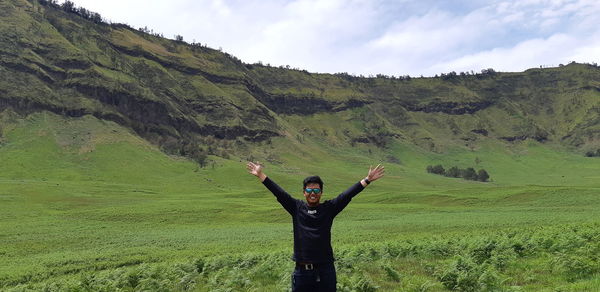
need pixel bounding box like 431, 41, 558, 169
303, 176, 323, 190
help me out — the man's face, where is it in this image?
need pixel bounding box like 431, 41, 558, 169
303, 183, 322, 206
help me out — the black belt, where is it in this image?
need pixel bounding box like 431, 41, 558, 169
295, 262, 332, 270
296, 262, 316, 270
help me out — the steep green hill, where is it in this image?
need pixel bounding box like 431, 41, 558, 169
2, 0, 599, 162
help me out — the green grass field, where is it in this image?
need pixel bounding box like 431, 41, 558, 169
1, 111, 599, 291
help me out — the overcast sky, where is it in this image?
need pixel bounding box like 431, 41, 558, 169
66, 0, 599, 77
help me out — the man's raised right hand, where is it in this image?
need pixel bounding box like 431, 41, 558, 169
246, 161, 267, 181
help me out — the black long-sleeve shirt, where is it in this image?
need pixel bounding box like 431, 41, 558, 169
262, 177, 365, 263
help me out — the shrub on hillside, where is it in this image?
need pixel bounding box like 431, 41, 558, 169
584, 149, 600, 157
193, 258, 205, 273
469, 239, 497, 265
428, 165, 490, 182
445, 166, 461, 178
180, 140, 208, 167
60, 0, 76, 13
551, 252, 598, 282
382, 264, 402, 282
337, 272, 379, 292
461, 167, 478, 181
426, 165, 446, 175
477, 169, 490, 182
436, 255, 501, 292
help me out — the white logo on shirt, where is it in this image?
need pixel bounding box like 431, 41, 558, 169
308, 210, 317, 214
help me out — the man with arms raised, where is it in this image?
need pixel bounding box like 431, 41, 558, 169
246, 162, 385, 292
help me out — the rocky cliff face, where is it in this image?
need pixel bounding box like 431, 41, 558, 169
1, 0, 599, 159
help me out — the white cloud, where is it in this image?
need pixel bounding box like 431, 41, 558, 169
351, 0, 600, 76
65, 0, 600, 76
428, 34, 571, 74
232, 0, 382, 72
